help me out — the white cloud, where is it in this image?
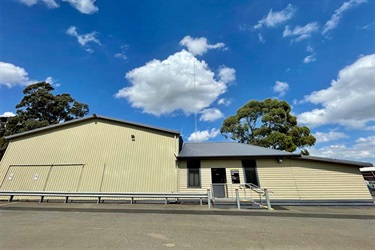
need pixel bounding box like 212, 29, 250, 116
179, 36, 226, 56
19, 0, 97, 13
42, 0, 59, 8
62, 0, 98, 14
115, 50, 234, 116
298, 54, 375, 129
114, 45, 129, 61
115, 53, 128, 60
258, 33, 265, 44
283, 22, 319, 42
309, 136, 375, 163
218, 98, 231, 106
304, 45, 316, 63
19, 0, 59, 8
0, 112, 16, 117
0, 62, 32, 87
45, 76, 60, 87
19, 0, 38, 6
218, 66, 236, 83
200, 108, 224, 122
314, 131, 349, 143
254, 4, 296, 29
322, 0, 367, 35
303, 54, 316, 64
273, 81, 289, 97
306, 45, 314, 53
188, 128, 220, 142
66, 26, 101, 52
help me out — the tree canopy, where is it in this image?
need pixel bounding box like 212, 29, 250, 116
220, 98, 316, 153
0, 82, 89, 159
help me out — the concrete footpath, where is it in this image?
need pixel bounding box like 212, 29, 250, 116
1, 201, 375, 219
1, 202, 374, 249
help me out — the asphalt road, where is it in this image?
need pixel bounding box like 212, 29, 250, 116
0, 202, 374, 249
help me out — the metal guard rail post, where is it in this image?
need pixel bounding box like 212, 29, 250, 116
0, 191, 211, 209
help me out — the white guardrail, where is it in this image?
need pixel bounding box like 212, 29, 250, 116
0, 190, 212, 209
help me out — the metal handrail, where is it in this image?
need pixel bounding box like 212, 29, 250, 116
239, 183, 273, 210
0, 190, 211, 208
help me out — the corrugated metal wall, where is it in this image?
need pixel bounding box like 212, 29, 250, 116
178, 159, 245, 195
0, 119, 179, 196
289, 159, 371, 200
256, 159, 300, 200
178, 158, 372, 201
1, 166, 50, 191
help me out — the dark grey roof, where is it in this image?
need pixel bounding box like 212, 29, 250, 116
178, 142, 300, 159
300, 155, 373, 167
5, 114, 180, 140
178, 142, 373, 167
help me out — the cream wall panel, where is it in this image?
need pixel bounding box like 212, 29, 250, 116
290, 159, 372, 200
44, 165, 83, 192
0, 166, 50, 191
0, 120, 179, 194
256, 159, 300, 200
178, 159, 246, 197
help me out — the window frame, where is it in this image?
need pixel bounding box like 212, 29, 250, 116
242, 159, 260, 187
187, 160, 201, 188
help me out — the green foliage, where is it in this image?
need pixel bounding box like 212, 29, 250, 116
0, 82, 89, 160
220, 98, 316, 153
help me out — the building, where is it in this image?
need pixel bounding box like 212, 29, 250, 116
0, 115, 373, 205
360, 167, 375, 197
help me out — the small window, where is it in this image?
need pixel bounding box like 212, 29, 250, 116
242, 160, 259, 186
187, 160, 201, 187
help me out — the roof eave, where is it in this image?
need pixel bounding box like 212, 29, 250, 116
177, 154, 301, 159
4, 115, 180, 140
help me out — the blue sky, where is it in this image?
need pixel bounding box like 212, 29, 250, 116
0, 0, 374, 163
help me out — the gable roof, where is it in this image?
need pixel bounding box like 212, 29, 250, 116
5, 114, 180, 140
177, 142, 300, 159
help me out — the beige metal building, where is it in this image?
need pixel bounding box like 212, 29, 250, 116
0, 115, 373, 205
178, 143, 374, 205
0, 115, 180, 194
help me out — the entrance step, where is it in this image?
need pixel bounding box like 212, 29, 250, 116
212, 198, 265, 209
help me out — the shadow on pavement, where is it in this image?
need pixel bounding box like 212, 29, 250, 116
1, 205, 375, 220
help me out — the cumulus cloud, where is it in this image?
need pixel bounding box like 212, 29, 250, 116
0, 62, 32, 87
19, 0, 98, 14
283, 22, 319, 42
19, 0, 59, 8
218, 66, 236, 83
179, 36, 226, 56
115, 50, 235, 115
254, 4, 296, 29
45, 76, 60, 87
322, 0, 367, 35
0, 112, 16, 117
200, 108, 224, 122
273, 81, 289, 97
62, 0, 98, 14
0, 62, 55, 88
314, 131, 349, 143
298, 54, 375, 129
309, 136, 375, 163
188, 128, 220, 142
66, 26, 101, 52
218, 98, 231, 106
